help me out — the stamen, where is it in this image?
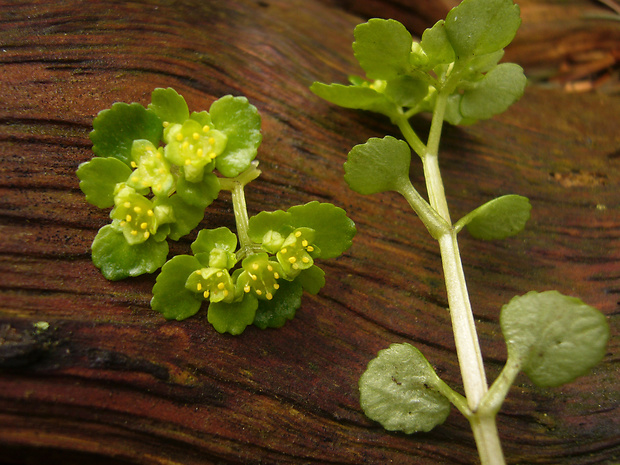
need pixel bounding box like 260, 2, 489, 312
131, 230, 138, 235
292, 263, 299, 270
192, 132, 200, 140
267, 265, 273, 272
307, 246, 314, 252
244, 285, 251, 293
185, 159, 191, 165
175, 133, 184, 142
252, 263, 259, 270
250, 274, 257, 281
256, 289, 262, 296
302, 257, 310, 264
288, 257, 297, 263
216, 272, 223, 278
147, 210, 154, 216
130, 161, 137, 168
163, 121, 170, 128
144, 232, 150, 239
295, 231, 302, 238
123, 201, 131, 208
274, 273, 280, 279
126, 214, 132, 222
223, 290, 229, 297
217, 282, 225, 290
134, 206, 142, 213
202, 125, 210, 133
203, 290, 209, 299
197, 149, 203, 157
266, 292, 273, 300
197, 283, 202, 291
281, 248, 287, 254
140, 222, 148, 229
302, 240, 308, 247
273, 283, 280, 290
208, 137, 215, 145
182, 141, 189, 149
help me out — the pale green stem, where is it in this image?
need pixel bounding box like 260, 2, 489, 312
400, 88, 506, 464
218, 161, 263, 260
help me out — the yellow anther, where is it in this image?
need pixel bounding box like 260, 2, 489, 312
209, 152, 217, 159
126, 214, 132, 222
256, 289, 262, 296
281, 248, 287, 254
244, 285, 251, 293
252, 263, 259, 270
175, 133, 183, 142
292, 263, 299, 270
120, 221, 126, 227
302, 240, 308, 247
266, 292, 273, 300
267, 265, 273, 272
134, 206, 142, 213
217, 282, 225, 290
295, 231, 302, 238
123, 201, 131, 208
250, 274, 257, 281
163, 121, 169, 127
274, 273, 280, 280
144, 231, 150, 239
203, 290, 209, 299
202, 125, 210, 133
130, 161, 137, 168
192, 132, 200, 140
223, 290, 229, 297
147, 209, 154, 216
131, 230, 138, 235
288, 257, 297, 264
131, 176, 139, 183
216, 272, 223, 278
141, 181, 149, 187
197, 148, 203, 157
197, 283, 202, 291
208, 137, 215, 145
182, 141, 189, 149
140, 222, 148, 229
273, 283, 280, 290
185, 159, 191, 165
307, 246, 314, 252
302, 257, 310, 264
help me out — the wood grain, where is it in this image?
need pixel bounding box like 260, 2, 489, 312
0, 0, 618, 464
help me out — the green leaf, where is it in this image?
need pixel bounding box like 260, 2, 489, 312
210, 95, 262, 178
287, 201, 356, 259
420, 20, 456, 68
148, 87, 190, 125
455, 194, 531, 240
359, 343, 451, 433
445, 0, 521, 58
253, 279, 303, 329
151, 255, 204, 320
176, 172, 221, 209
309, 82, 399, 119
500, 291, 610, 387
345, 136, 411, 195
208, 295, 258, 335
353, 19, 413, 80
384, 76, 430, 108
77, 157, 132, 208
248, 202, 356, 260
191, 227, 238, 256
155, 195, 205, 241
248, 210, 294, 245
295, 265, 326, 295
90, 102, 162, 165
460, 63, 527, 120
91, 224, 169, 280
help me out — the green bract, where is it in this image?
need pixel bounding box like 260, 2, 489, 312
455, 195, 531, 240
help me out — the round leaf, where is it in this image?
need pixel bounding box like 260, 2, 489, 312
148, 87, 190, 125
176, 172, 221, 209
420, 20, 456, 68
460, 63, 527, 120
91, 224, 169, 280
90, 102, 162, 165
295, 265, 325, 295
155, 195, 205, 241
359, 343, 451, 433
208, 295, 258, 335
191, 227, 238, 256
151, 255, 204, 320
457, 194, 531, 240
353, 19, 413, 80
77, 157, 132, 208
210, 95, 262, 178
445, 0, 521, 58
500, 291, 610, 387
345, 136, 412, 195
309, 82, 398, 119
287, 201, 356, 259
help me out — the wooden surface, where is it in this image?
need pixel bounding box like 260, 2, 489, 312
1, 0, 618, 464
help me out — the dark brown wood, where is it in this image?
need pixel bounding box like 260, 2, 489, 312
0, 1, 618, 464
